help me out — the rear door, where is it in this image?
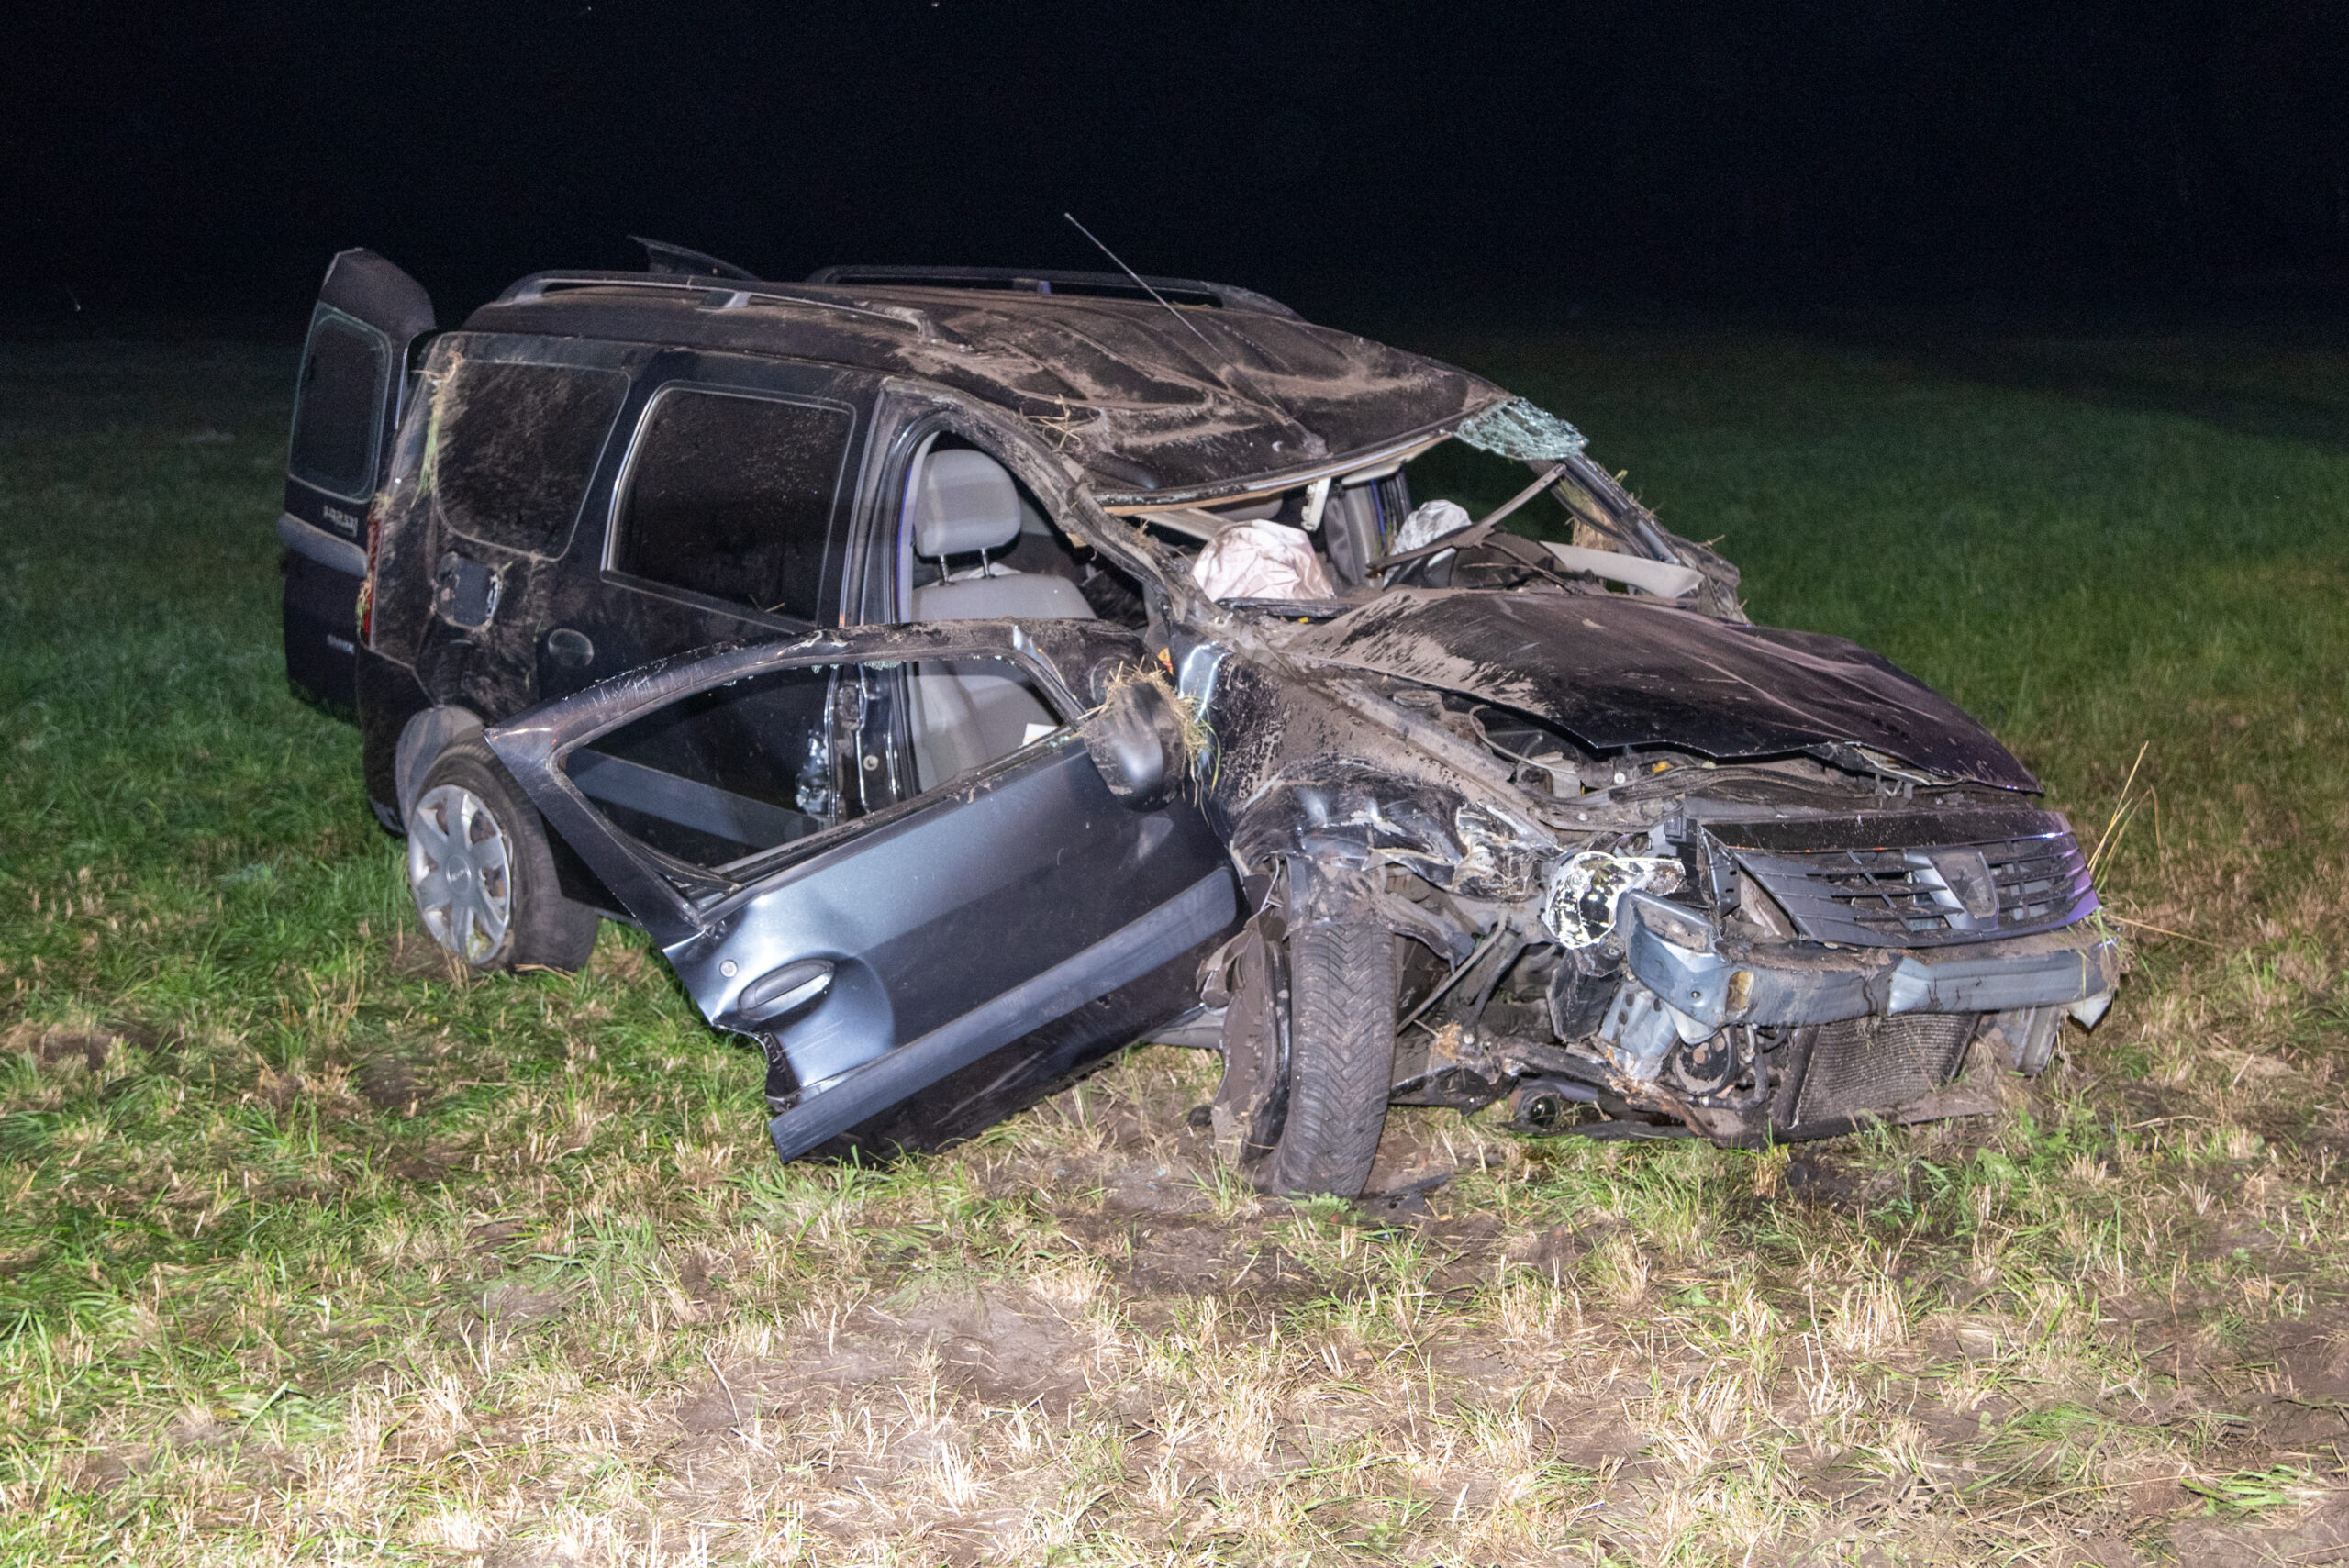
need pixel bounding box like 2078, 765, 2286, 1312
532, 352, 874, 706
280, 249, 435, 711
399, 338, 637, 722
487, 624, 1235, 1161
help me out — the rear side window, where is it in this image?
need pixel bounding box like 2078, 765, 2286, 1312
287, 310, 389, 499
433, 360, 628, 556
611, 388, 853, 622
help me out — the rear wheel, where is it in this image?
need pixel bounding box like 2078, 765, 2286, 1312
405, 738, 599, 973
1255, 862, 1398, 1198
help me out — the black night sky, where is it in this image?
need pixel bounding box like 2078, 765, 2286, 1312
7, 1, 2348, 328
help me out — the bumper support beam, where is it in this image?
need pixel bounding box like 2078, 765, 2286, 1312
1619, 891, 2119, 1032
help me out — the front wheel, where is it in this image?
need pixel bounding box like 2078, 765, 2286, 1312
1226, 862, 1397, 1198
405, 738, 599, 973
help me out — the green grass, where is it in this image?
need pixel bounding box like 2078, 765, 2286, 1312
4, 327, 2348, 1562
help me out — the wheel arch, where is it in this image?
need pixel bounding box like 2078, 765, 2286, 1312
395, 705, 485, 826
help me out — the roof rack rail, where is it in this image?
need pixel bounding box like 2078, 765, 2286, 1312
490, 272, 929, 332
802, 265, 1299, 319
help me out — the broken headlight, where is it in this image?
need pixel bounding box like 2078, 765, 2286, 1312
1541, 850, 1685, 948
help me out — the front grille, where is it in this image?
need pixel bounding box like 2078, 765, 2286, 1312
1793, 1013, 1977, 1128
1707, 808, 2097, 949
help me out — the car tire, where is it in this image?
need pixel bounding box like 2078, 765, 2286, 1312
405, 737, 599, 974
1258, 862, 1397, 1199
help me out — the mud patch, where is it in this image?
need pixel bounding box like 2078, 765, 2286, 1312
1506, 1218, 1616, 1277
897, 1288, 1112, 1414
385, 929, 465, 983
6, 1021, 117, 1072
390, 1146, 462, 1183
49, 1448, 131, 1496
2169, 1495, 2349, 1567
467, 1218, 535, 1252
985, 1147, 1220, 1216
358, 1055, 431, 1114
477, 1281, 583, 1328
1362, 1110, 1486, 1198
2262, 1307, 2349, 1401
1116, 1217, 1251, 1296
690, 1284, 1118, 1433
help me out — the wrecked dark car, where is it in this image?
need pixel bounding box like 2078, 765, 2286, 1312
278, 242, 2118, 1197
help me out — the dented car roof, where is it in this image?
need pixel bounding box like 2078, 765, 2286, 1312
463, 272, 1509, 507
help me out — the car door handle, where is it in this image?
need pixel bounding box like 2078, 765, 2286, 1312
738, 958, 834, 1022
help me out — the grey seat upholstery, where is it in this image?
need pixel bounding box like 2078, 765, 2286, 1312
912, 569, 1095, 622
901, 449, 1095, 790
906, 449, 1096, 623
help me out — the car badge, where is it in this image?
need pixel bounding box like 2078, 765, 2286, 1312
1924, 848, 2000, 921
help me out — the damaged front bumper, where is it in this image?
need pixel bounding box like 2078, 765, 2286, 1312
1534, 891, 2119, 1140
1607, 889, 2119, 1078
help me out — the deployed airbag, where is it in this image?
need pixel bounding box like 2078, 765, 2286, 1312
1191, 520, 1335, 602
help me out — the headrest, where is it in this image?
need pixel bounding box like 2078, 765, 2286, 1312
912, 450, 1021, 558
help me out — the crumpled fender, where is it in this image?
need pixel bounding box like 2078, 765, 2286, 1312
1224, 762, 1547, 905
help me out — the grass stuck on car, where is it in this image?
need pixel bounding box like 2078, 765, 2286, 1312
278, 241, 2115, 1198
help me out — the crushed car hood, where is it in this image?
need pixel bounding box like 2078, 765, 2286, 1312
1271, 589, 2040, 791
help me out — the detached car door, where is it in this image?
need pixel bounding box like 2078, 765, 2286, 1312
486, 622, 1235, 1162
280, 249, 435, 711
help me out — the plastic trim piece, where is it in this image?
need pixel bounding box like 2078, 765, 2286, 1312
277, 510, 369, 577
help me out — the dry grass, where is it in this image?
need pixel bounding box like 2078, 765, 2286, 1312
6, 331, 2349, 1562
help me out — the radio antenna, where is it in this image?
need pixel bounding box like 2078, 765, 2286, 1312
1063, 212, 1219, 352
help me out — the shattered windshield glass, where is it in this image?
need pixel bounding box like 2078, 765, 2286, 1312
1451, 398, 1587, 462
1127, 397, 1616, 607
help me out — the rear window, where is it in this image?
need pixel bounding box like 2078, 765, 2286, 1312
610, 387, 854, 622
287, 310, 389, 500
433, 360, 629, 556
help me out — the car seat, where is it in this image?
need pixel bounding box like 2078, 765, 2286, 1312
902, 450, 1094, 790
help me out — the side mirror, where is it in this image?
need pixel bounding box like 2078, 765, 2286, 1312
1081, 677, 1183, 810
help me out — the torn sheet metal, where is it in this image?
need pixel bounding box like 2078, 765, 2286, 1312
1541, 541, 1701, 599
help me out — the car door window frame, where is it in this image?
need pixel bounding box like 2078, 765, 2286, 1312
600, 373, 863, 628
494, 624, 1087, 934
839, 400, 952, 628
837, 391, 1088, 629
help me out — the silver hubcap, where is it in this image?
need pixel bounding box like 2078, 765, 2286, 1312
407, 784, 514, 964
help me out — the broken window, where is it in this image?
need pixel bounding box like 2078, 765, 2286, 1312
433, 360, 628, 557
611, 388, 854, 621
904, 657, 1064, 794
566, 663, 839, 871
564, 654, 1064, 872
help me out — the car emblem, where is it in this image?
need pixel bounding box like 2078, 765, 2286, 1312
1924, 848, 2000, 920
